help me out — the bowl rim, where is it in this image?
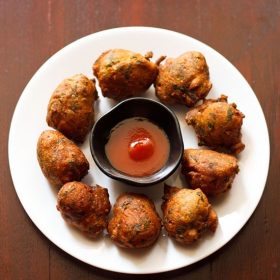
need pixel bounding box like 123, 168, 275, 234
89, 97, 184, 186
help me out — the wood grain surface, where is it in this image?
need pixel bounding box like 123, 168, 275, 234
1, 0, 279, 279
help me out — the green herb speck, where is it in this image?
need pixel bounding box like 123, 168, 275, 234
207, 122, 215, 130
134, 223, 142, 232
176, 225, 186, 235
227, 107, 234, 121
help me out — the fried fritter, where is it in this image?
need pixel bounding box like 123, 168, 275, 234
93, 49, 160, 100
37, 130, 89, 188
155, 51, 212, 107
186, 95, 245, 154
57, 182, 111, 238
182, 149, 239, 195
162, 185, 218, 244
47, 74, 98, 143
108, 193, 162, 248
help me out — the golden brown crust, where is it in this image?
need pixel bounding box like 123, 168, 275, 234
46, 74, 98, 143
57, 182, 111, 238
185, 95, 245, 154
107, 193, 162, 248
155, 51, 212, 107
37, 130, 89, 188
182, 149, 239, 195
93, 49, 159, 100
162, 185, 218, 244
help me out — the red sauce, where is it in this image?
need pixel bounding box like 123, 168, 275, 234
105, 118, 170, 177
128, 128, 154, 161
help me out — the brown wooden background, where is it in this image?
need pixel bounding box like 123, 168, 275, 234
1, 0, 279, 279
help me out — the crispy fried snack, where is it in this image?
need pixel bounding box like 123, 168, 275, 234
182, 149, 239, 195
155, 51, 212, 107
186, 95, 245, 154
162, 185, 218, 244
37, 130, 89, 188
108, 193, 162, 248
47, 74, 98, 143
57, 182, 111, 238
93, 49, 161, 99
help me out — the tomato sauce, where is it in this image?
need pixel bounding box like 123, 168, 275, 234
105, 118, 170, 177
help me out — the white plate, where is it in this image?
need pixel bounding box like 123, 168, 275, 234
8, 27, 270, 274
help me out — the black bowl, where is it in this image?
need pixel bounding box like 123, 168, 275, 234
89, 97, 184, 186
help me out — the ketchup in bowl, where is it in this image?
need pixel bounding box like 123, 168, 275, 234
105, 117, 170, 177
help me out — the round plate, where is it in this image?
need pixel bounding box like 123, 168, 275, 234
8, 27, 270, 274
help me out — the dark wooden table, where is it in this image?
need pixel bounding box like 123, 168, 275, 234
1, 1, 279, 279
